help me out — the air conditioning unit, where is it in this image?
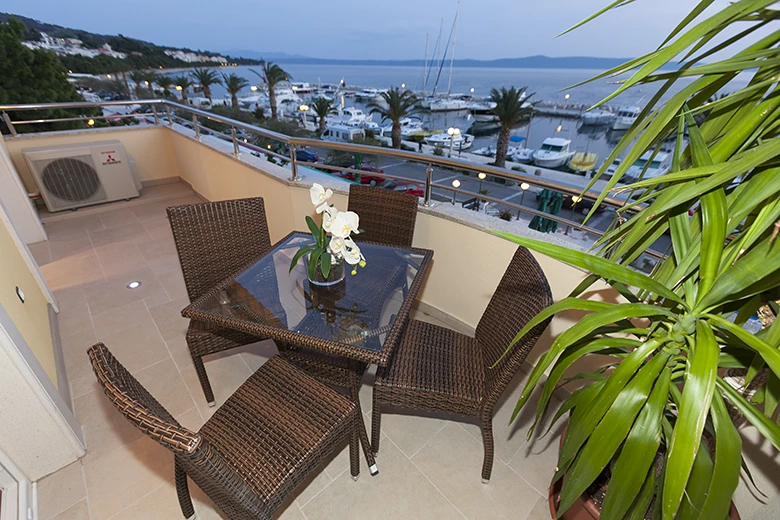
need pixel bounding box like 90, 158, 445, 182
22, 140, 141, 212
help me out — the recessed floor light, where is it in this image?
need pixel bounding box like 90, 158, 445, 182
126, 281, 142, 289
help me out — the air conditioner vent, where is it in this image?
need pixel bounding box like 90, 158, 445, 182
39, 157, 102, 202
22, 140, 140, 212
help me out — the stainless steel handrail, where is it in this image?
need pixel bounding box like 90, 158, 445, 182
0, 98, 660, 258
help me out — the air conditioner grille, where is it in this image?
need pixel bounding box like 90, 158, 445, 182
38, 157, 102, 202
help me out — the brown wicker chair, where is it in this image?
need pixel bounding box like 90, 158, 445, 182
371, 246, 553, 482
347, 184, 418, 248
167, 197, 277, 406
88, 343, 363, 520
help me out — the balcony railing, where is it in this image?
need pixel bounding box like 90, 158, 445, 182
0, 99, 663, 262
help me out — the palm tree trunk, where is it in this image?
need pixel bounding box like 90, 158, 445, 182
270, 90, 278, 120
319, 118, 327, 134
182, 90, 189, 103
495, 127, 510, 168
392, 123, 402, 149
204, 86, 212, 102
232, 94, 238, 109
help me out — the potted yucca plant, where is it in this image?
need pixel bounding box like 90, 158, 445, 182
498, 1, 780, 519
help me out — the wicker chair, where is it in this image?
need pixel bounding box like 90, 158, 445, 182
347, 184, 418, 248
88, 343, 363, 520
371, 246, 554, 482
167, 197, 276, 406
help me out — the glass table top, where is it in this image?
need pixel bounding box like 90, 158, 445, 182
187, 233, 429, 356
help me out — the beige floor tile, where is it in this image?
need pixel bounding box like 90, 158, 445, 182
99, 323, 170, 373
91, 300, 153, 339
44, 215, 104, 239
98, 208, 139, 230
175, 407, 205, 432
82, 268, 165, 316
141, 219, 174, 242
75, 387, 143, 465
94, 240, 149, 278
83, 436, 173, 520
507, 430, 563, 497
61, 329, 98, 385
302, 437, 463, 520
293, 464, 333, 508
148, 297, 190, 341
148, 258, 183, 277
37, 462, 87, 520
49, 500, 90, 520
235, 340, 278, 372
155, 269, 189, 300
28, 240, 51, 266
54, 286, 88, 308
49, 235, 95, 263
412, 423, 543, 520
88, 222, 151, 248
526, 495, 553, 520
57, 300, 94, 339
166, 334, 194, 371
143, 288, 172, 308
135, 236, 179, 269
179, 351, 252, 418
134, 358, 196, 416
107, 482, 181, 520
41, 253, 105, 292
70, 373, 100, 400
375, 408, 447, 458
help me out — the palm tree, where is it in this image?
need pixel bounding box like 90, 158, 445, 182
311, 97, 336, 134
190, 68, 221, 103
489, 86, 533, 168
129, 70, 154, 99
172, 75, 193, 103
249, 61, 291, 120
155, 74, 174, 98
222, 73, 249, 109
367, 88, 426, 149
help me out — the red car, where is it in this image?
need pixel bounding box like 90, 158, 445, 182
346, 165, 386, 186
385, 181, 424, 198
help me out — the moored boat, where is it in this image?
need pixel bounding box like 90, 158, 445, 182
569, 152, 599, 173
532, 138, 576, 168
611, 106, 641, 130
512, 148, 535, 164
580, 108, 615, 126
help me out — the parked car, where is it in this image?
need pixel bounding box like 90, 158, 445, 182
351, 165, 386, 186
294, 148, 319, 163
385, 181, 425, 198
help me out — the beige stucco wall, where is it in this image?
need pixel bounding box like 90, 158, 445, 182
4, 126, 181, 193
0, 221, 57, 386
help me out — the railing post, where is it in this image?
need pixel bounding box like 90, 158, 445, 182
289, 144, 300, 182
151, 105, 159, 125
192, 114, 200, 141
2, 112, 17, 137
165, 106, 173, 128
230, 126, 240, 158
422, 163, 434, 206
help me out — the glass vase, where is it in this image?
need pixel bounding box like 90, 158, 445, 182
307, 255, 346, 287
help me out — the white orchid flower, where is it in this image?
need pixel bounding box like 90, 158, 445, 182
342, 237, 364, 265
330, 211, 359, 239
322, 209, 337, 234
328, 236, 346, 258
310, 183, 333, 213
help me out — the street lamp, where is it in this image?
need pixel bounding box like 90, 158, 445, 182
470, 87, 475, 94
401, 83, 406, 89
564, 93, 570, 101
478, 172, 486, 192
250, 85, 258, 92
106, 74, 112, 79
566, 195, 582, 235
175, 85, 183, 91
451, 179, 460, 204
87, 118, 95, 127
447, 127, 461, 157
299, 104, 309, 126
517, 182, 530, 219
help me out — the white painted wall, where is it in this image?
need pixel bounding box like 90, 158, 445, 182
0, 137, 46, 244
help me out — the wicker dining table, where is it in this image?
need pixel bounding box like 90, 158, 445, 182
181, 231, 433, 471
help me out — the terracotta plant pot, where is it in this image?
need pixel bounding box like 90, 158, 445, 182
548, 430, 741, 519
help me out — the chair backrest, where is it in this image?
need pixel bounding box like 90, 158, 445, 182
87, 343, 200, 454
475, 246, 553, 417
167, 197, 272, 302
88, 343, 267, 516
347, 185, 418, 248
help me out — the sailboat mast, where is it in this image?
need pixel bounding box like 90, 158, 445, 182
422, 33, 429, 93
447, 2, 460, 96
432, 19, 442, 96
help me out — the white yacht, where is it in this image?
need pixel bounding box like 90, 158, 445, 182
290, 82, 315, 95
428, 97, 471, 112
604, 151, 672, 182
469, 100, 498, 122
424, 132, 475, 150
326, 107, 372, 126
580, 108, 615, 126
355, 88, 388, 101
532, 138, 575, 168
380, 118, 424, 137
512, 148, 535, 164
473, 146, 496, 157
611, 106, 641, 130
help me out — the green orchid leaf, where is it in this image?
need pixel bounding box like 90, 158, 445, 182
320, 251, 332, 279
308, 249, 322, 280
663, 321, 719, 520
305, 216, 323, 248
289, 245, 315, 273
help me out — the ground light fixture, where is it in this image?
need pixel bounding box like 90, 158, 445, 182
126, 281, 142, 289
451, 179, 460, 204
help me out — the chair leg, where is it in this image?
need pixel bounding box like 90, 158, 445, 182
175, 459, 197, 519
350, 386, 378, 476
371, 391, 382, 455
480, 420, 494, 483
192, 355, 215, 407
349, 420, 360, 481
